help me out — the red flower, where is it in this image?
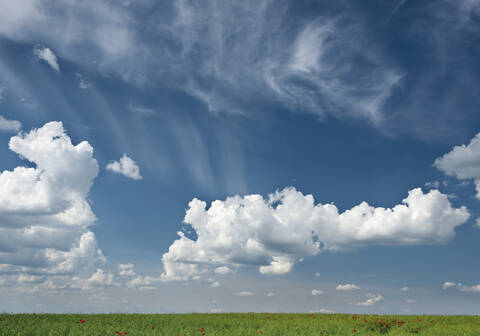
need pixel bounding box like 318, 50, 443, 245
353, 329, 357, 333
80, 320, 85, 324
152, 326, 155, 329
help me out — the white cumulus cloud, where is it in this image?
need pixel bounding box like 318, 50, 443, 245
160, 187, 469, 280
234, 291, 254, 296
442, 281, 480, 292
214, 266, 234, 275
311, 289, 323, 296
34, 45, 60, 72
400, 286, 410, 291
352, 294, 383, 306
106, 153, 142, 180
442, 281, 457, 290
0, 121, 104, 276
0, 115, 21, 132
434, 133, 480, 198
118, 263, 136, 276
336, 284, 360, 291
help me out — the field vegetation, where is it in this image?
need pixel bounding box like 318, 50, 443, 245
1, 313, 479, 335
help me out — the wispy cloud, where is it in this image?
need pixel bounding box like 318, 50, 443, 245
383, 0, 407, 25
75, 73, 91, 89
34, 45, 60, 72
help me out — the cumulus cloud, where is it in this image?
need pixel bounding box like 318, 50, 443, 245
0, 121, 104, 276
118, 263, 136, 276
214, 266, 234, 275
0, 115, 21, 132
264, 292, 275, 297
400, 286, 410, 291
160, 187, 469, 280
86, 268, 117, 287
336, 284, 360, 291
234, 291, 254, 296
34, 46, 60, 72
311, 289, 323, 296
127, 275, 161, 291
434, 133, 480, 198
310, 308, 334, 313
442, 281, 457, 290
106, 153, 142, 180
210, 280, 221, 288
442, 281, 480, 292
352, 294, 383, 306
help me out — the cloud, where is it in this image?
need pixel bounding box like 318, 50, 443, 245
170, 1, 402, 124
400, 286, 409, 291
160, 187, 469, 280
442, 281, 480, 292
336, 284, 360, 291
315, 272, 321, 277
214, 266, 234, 275
118, 263, 136, 276
0, 121, 104, 276
0, 115, 21, 132
434, 133, 480, 198
75, 73, 91, 89
86, 268, 117, 287
406, 299, 416, 303
442, 281, 457, 290
424, 181, 440, 189
310, 308, 334, 313
34, 46, 60, 72
210, 308, 222, 313
127, 103, 157, 116
0, 1, 404, 126
127, 275, 161, 291
352, 294, 383, 306
210, 280, 221, 288
234, 291, 254, 296
264, 292, 275, 297
106, 153, 142, 180
311, 289, 323, 296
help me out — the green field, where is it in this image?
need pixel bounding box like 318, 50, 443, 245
1, 313, 479, 335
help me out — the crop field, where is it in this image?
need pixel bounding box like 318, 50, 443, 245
1, 313, 480, 336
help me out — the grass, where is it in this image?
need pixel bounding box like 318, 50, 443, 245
1, 313, 479, 335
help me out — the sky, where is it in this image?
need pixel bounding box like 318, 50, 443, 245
0, 0, 480, 314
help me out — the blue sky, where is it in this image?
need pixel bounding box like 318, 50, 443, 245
1, 0, 480, 314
